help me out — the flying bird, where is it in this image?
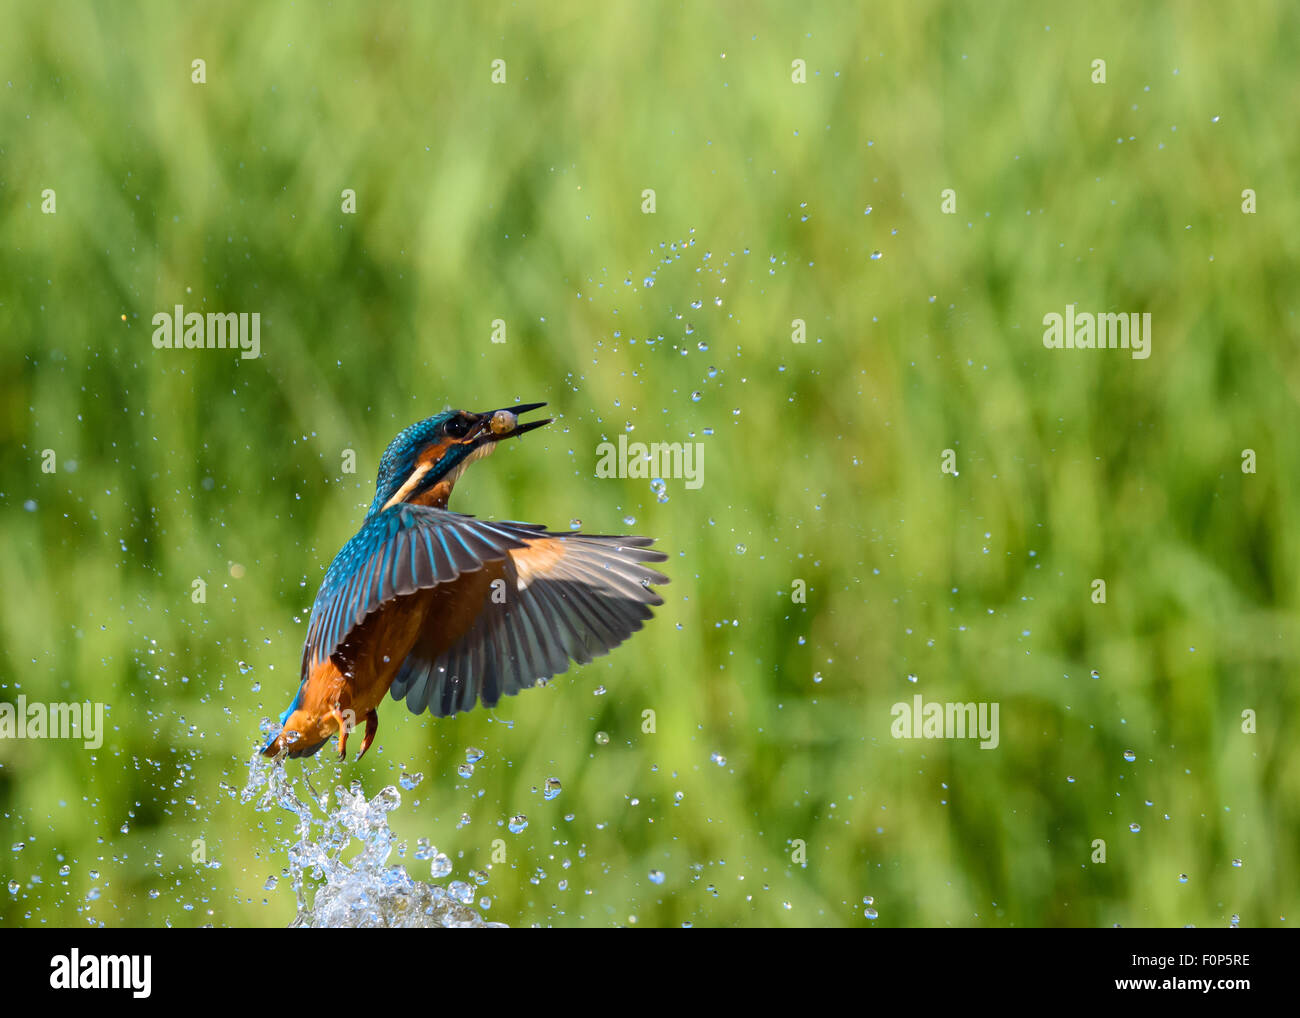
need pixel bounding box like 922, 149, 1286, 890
263, 403, 668, 759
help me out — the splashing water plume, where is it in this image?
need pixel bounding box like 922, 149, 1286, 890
242, 752, 504, 928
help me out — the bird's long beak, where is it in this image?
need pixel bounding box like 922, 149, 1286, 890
473, 402, 553, 444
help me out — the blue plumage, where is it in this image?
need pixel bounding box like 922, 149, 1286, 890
367, 412, 476, 516
261, 403, 668, 761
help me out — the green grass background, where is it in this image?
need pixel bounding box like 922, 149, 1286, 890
2, 0, 1298, 927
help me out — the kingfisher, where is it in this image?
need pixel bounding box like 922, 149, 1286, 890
263, 403, 669, 759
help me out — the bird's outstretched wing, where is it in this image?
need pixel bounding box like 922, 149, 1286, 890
390, 530, 670, 717
299, 504, 536, 680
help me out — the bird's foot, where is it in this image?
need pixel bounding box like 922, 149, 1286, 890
331, 706, 351, 759
357, 709, 378, 760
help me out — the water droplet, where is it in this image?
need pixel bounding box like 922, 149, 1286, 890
399, 770, 423, 790
508, 815, 529, 834
1232, 858, 1243, 868
595, 731, 610, 746
457, 762, 474, 779
569, 518, 582, 530
735, 544, 746, 554
691, 391, 702, 402
710, 751, 726, 767
544, 777, 562, 801
870, 251, 883, 261
1123, 750, 1136, 762
465, 747, 484, 764
1129, 823, 1141, 833
1178, 873, 1189, 884
241, 764, 498, 928
864, 907, 879, 919
449, 881, 474, 904
648, 869, 665, 885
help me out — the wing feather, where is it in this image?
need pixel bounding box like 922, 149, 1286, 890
390, 531, 668, 718
298, 505, 530, 680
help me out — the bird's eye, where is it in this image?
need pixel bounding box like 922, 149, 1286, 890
445, 416, 472, 439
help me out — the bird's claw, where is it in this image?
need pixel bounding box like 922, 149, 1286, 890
331, 706, 351, 759
357, 710, 378, 760
331, 706, 377, 761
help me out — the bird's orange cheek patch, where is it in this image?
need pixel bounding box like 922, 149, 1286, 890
382, 440, 461, 510
417, 439, 456, 468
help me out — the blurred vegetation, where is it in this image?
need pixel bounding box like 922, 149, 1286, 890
2, 0, 1299, 927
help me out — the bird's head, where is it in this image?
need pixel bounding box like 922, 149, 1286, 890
262, 700, 334, 759
367, 402, 552, 515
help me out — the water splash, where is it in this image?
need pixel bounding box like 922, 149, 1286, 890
242, 753, 505, 928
